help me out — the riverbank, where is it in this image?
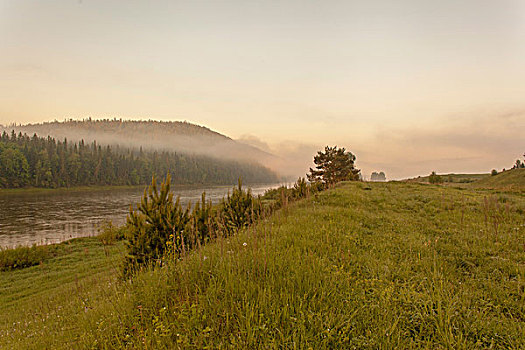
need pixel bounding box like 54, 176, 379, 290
0, 182, 282, 249
0, 237, 125, 308
0, 184, 145, 195
0, 182, 283, 196
1, 181, 524, 348
0, 236, 125, 349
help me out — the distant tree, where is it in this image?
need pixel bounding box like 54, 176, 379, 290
491, 169, 498, 176
512, 159, 525, 169
371, 171, 386, 182
307, 146, 360, 186
428, 171, 443, 184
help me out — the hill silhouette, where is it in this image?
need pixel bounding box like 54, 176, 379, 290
3, 119, 279, 172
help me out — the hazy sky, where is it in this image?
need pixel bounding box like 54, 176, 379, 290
1, 0, 524, 178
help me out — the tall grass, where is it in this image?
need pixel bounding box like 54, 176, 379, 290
1, 181, 524, 348
123, 176, 321, 277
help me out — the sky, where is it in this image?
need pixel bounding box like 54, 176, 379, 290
1, 0, 524, 179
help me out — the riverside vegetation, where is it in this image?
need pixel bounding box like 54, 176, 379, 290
1, 168, 524, 348
0, 130, 277, 188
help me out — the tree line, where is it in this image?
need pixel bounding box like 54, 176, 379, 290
0, 130, 278, 188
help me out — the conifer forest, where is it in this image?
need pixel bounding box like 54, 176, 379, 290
0, 131, 277, 188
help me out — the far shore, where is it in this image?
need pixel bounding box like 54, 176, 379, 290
0, 184, 145, 195
0, 182, 280, 196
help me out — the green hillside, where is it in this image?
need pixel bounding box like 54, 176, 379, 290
406, 173, 489, 184
0, 131, 279, 189
1, 181, 524, 348
2, 119, 278, 166
405, 169, 525, 190
469, 168, 525, 190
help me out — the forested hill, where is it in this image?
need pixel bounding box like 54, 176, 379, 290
3, 119, 277, 167
0, 131, 278, 189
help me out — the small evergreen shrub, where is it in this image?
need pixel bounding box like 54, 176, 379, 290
220, 178, 262, 235
123, 174, 190, 277
190, 192, 213, 244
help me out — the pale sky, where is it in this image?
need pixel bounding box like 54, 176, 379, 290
1, 0, 524, 179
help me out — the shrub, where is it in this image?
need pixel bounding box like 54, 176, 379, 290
0, 245, 53, 271
190, 192, 213, 244
97, 221, 126, 246
429, 171, 443, 184
220, 178, 261, 235
292, 177, 309, 199
123, 174, 329, 278
491, 169, 498, 176
123, 174, 190, 277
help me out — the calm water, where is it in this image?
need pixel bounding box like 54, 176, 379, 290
0, 184, 278, 248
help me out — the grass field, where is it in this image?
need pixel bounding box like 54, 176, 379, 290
469, 168, 525, 190
0, 238, 126, 348
405, 169, 525, 192
405, 173, 490, 184
1, 181, 524, 349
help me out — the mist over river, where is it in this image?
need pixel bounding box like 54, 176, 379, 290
0, 184, 278, 248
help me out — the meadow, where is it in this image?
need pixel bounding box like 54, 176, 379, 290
406, 173, 490, 184
1, 179, 524, 349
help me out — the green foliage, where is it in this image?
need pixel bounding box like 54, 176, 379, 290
429, 171, 443, 184
220, 178, 262, 235
97, 221, 127, 246
491, 169, 498, 176
407, 173, 490, 185
124, 175, 320, 277
292, 177, 309, 198
0, 144, 29, 188
0, 244, 55, 271
191, 192, 213, 244
0, 130, 278, 189
513, 159, 525, 169
307, 145, 360, 186
124, 174, 190, 277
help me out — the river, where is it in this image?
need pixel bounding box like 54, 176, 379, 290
0, 183, 278, 248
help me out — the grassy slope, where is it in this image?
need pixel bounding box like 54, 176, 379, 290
0, 238, 125, 348
2, 182, 525, 349
469, 168, 525, 190
406, 173, 490, 184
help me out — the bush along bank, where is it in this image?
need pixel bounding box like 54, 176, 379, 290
0, 176, 326, 275
122, 175, 327, 278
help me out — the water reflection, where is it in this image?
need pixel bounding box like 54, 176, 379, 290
0, 184, 277, 248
